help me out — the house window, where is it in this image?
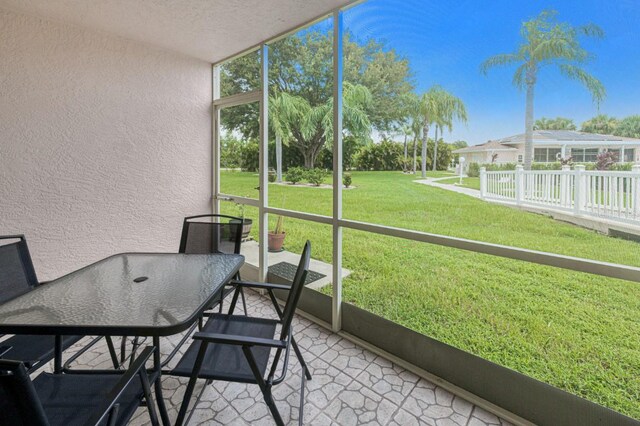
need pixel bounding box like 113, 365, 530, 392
534, 148, 546, 162
624, 149, 635, 162
570, 148, 599, 163
533, 148, 561, 163
517, 154, 523, 163
584, 148, 599, 162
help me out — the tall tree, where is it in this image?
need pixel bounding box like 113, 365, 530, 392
581, 114, 618, 134
268, 83, 372, 168
400, 92, 423, 174
614, 115, 640, 138
432, 90, 467, 171
419, 86, 441, 178
534, 116, 576, 130
269, 92, 309, 181
481, 10, 606, 170
220, 30, 413, 167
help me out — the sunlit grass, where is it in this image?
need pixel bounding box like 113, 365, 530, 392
220, 170, 640, 418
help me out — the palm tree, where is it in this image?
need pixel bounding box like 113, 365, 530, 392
419, 86, 441, 178
481, 10, 605, 170
401, 93, 423, 174
269, 92, 310, 181
581, 114, 618, 135
398, 122, 412, 172
432, 90, 467, 171
273, 82, 371, 169
534, 116, 576, 130
533, 117, 552, 130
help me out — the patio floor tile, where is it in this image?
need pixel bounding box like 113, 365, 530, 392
44, 290, 515, 426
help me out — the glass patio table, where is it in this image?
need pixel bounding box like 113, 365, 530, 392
0, 252, 244, 426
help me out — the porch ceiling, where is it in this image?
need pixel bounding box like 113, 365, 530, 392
0, 0, 355, 63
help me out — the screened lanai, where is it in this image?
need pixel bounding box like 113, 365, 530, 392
1, 1, 639, 425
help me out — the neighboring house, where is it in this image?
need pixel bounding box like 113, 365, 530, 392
453, 130, 640, 165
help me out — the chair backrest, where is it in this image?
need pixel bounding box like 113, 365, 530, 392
279, 241, 311, 339
0, 359, 49, 426
0, 235, 39, 304
179, 214, 244, 255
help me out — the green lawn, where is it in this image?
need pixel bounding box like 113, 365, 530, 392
221, 171, 640, 419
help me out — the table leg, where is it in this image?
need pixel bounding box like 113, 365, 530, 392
54, 335, 62, 374
153, 336, 171, 426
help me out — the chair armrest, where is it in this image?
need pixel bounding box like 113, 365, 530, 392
230, 280, 290, 291
84, 346, 156, 426
193, 332, 287, 349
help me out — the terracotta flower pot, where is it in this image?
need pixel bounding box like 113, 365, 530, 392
268, 232, 286, 252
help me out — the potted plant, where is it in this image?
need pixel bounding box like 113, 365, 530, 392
230, 204, 252, 241
268, 215, 286, 252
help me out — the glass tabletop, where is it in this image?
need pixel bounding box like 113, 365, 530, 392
0, 253, 243, 336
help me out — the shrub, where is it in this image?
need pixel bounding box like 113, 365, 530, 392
610, 162, 634, 172
343, 172, 352, 188
285, 166, 305, 184
220, 135, 243, 168
486, 163, 517, 171
467, 162, 481, 177
239, 140, 259, 172
268, 169, 277, 183
531, 162, 561, 170
353, 139, 403, 171
596, 151, 618, 170
305, 168, 329, 186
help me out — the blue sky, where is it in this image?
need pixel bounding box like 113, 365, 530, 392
341, 0, 640, 145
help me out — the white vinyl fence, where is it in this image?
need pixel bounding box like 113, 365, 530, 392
480, 165, 640, 225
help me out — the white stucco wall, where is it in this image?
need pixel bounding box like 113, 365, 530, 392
0, 8, 212, 280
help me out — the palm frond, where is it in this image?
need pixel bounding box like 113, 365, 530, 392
558, 64, 606, 105
479, 53, 521, 75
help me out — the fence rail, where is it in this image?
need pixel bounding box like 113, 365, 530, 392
480, 165, 640, 225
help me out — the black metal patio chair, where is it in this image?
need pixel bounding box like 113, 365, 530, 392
0, 346, 159, 426
0, 235, 117, 373
171, 241, 312, 426
136, 214, 246, 371
179, 214, 247, 315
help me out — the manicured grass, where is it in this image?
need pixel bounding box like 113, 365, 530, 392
221, 171, 640, 418
438, 176, 481, 190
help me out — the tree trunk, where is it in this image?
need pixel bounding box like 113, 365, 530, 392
275, 134, 283, 183
432, 125, 439, 171
524, 82, 535, 170
421, 123, 429, 178
403, 134, 408, 172
303, 152, 315, 169
412, 137, 417, 174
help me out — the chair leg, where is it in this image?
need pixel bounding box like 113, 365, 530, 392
129, 337, 140, 368
239, 286, 248, 316
242, 345, 285, 426
298, 366, 307, 426
139, 370, 160, 426
105, 336, 120, 369
291, 336, 312, 381
264, 387, 285, 426
227, 287, 242, 315
175, 341, 209, 426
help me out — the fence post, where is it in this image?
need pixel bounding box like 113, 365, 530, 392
480, 167, 487, 198
632, 165, 640, 218
515, 165, 524, 205
574, 165, 585, 215
560, 165, 570, 207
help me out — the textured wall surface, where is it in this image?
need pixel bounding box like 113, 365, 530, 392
0, 0, 353, 63
0, 8, 212, 280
